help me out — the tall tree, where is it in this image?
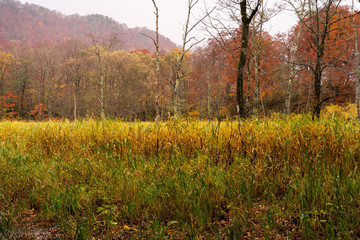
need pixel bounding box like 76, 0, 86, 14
284, 22, 302, 115
206, 0, 261, 118
60, 40, 88, 120
236, 0, 261, 118
288, 0, 346, 118
172, 0, 212, 116
283, 0, 306, 115
189, 41, 228, 119
249, 0, 280, 116
143, 0, 161, 120
352, 0, 360, 119
89, 34, 118, 120
152, 0, 161, 120
30, 46, 59, 120
12, 53, 31, 118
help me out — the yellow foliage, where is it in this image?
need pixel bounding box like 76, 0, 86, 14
173, 48, 183, 54
0, 116, 360, 237
322, 103, 357, 120
0, 52, 14, 68
187, 110, 200, 119
172, 48, 191, 58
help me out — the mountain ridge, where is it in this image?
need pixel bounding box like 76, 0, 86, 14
0, 0, 178, 51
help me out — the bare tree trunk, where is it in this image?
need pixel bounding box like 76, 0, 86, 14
285, 22, 302, 115
173, 0, 192, 117
0, 70, 4, 96
100, 74, 105, 120
254, 56, 260, 116
310, 1, 331, 118
261, 90, 266, 116
236, 0, 261, 118
353, 0, 360, 120
73, 89, 77, 121
20, 79, 26, 118
306, 83, 312, 113
174, 58, 181, 116
95, 48, 106, 120
90, 34, 118, 120
237, 21, 250, 118
287, 0, 340, 119
246, 58, 252, 106
39, 69, 45, 121
173, 0, 210, 116
73, 79, 79, 121
313, 41, 326, 119
143, 0, 163, 120
253, 3, 265, 117
206, 64, 212, 119
17, 61, 29, 118
152, 0, 161, 121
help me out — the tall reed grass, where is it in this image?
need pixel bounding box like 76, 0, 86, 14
0, 114, 360, 239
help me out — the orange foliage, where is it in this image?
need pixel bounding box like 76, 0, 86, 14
294, 5, 357, 106
31, 104, 48, 120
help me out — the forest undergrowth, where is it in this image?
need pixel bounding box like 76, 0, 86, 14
1, 111, 360, 239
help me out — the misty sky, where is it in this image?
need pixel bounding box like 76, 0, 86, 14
18, 0, 358, 44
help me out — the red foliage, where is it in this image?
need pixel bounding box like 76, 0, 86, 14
30, 104, 48, 120
0, 92, 21, 118
130, 49, 151, 55
292, 5, 357, 107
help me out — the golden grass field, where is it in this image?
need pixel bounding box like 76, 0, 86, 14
1, 106, 360, 239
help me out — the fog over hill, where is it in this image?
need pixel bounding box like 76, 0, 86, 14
0, 0, 177, 51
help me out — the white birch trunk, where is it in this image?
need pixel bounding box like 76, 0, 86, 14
285, 22, 302, 115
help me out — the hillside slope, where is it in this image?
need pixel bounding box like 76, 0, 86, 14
0, 0, 177, 51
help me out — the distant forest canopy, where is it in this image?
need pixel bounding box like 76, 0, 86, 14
0, 0, 359, 120
0, 0, 177, 51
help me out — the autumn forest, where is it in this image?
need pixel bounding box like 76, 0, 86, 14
3, 0, 360, 239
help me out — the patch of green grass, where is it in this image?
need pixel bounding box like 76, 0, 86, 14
0, 115, 360, 238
